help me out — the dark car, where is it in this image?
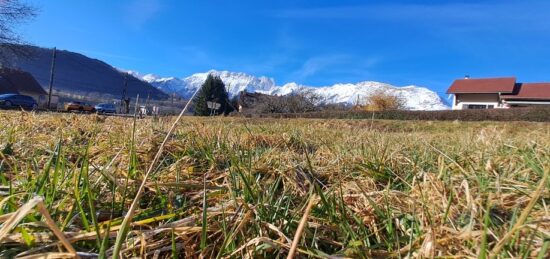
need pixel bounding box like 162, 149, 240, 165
95, 103, 116, 114
0, 94, 38, 110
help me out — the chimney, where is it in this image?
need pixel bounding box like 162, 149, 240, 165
464, 75, 470, 79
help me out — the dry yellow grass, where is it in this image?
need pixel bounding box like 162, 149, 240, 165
0, 111, 548, 258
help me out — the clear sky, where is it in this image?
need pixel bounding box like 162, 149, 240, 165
19, 0, 550, 94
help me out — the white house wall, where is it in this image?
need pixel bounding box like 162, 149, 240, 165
453, 93, 504, 110
453, 101, 500, 110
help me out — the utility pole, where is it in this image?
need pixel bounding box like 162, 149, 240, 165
121, 73, 128, 113
122, 73, 128, 100
47, 47, 57, 110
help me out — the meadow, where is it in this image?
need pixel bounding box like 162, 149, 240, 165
0, 111, 548, 258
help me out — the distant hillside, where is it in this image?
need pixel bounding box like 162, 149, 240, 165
1, 44, 168, 100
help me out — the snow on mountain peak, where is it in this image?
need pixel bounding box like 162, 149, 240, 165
130, 69, 449, 110
141, 74, 161, 82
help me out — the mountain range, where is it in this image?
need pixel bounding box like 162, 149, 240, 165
131, 70, 450, 110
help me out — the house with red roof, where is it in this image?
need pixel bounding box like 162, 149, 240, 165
447, 77, 550, 110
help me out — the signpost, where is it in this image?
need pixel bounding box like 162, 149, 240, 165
207, 101, 221, 116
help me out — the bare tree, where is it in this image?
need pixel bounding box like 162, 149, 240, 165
297, 87, 324, 110
0, 0, 37, 65
285, 87, 322, 113
257, 87, 323, 114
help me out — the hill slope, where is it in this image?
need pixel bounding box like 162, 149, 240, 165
2, 45, 168, 100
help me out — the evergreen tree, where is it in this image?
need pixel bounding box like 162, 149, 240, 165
193, 74, 232, 116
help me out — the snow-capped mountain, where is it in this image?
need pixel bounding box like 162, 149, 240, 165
132, 70, 449, 110
137, 70, 277, 100
272, 81, 448, 110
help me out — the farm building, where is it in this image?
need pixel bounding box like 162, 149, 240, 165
447, 77, 550, 110
0, 67, 58, 108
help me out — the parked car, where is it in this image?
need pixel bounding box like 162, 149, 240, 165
95, 103, 116, 114
0, 94, 38, 110
64, 101, 95, 112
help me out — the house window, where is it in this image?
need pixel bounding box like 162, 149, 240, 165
466, 104, 494, 109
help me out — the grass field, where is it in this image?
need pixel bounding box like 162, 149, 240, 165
0, 111, 548, 258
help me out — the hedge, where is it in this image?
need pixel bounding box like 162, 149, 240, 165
236, 107, 550, 122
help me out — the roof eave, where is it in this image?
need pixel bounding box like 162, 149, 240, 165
502, 97, 550, 100
447, 91, 514, 94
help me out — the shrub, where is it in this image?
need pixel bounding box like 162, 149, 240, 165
360, 90, 406, 111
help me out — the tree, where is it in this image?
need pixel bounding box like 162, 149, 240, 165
287, 87, 323, 113
256, 87, 323, 114
193, 74, 233, 116
362, 90, 406, 111
0, 0, 37, 65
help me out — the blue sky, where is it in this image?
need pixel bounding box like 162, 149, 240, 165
20, 0, 550, 94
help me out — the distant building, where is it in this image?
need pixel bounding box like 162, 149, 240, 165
447, 77, 550, 110
0, 68, 58, 108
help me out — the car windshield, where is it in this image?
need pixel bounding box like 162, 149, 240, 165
0, 94, 16, 98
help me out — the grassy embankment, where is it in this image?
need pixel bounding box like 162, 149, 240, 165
0, 111, 548, 258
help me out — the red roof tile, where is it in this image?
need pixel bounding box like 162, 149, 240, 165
501, 83, 550, 100
447, 77, 516, 94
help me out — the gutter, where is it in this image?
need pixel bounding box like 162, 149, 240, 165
503, 101, 550, 105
